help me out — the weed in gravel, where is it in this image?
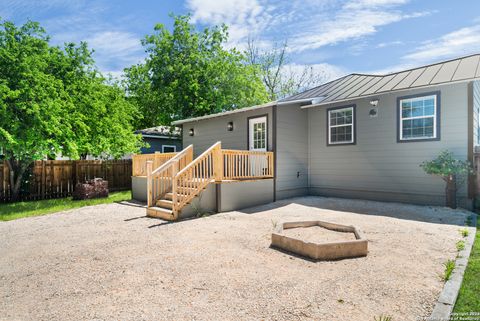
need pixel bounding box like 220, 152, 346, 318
460, 228, 469, 237
374, 315, 392, 321
443, 259, 456, 281
457, 240, 466, 251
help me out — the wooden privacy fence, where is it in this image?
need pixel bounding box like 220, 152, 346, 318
0, 159, 132, 202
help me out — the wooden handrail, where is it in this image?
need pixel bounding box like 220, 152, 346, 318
172, 142, 221, 218
147, 145, 193, 208
146, 143, 275, 220
152, 145, 193, 175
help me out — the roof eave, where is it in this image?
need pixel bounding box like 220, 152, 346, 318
171, 101, 277, 125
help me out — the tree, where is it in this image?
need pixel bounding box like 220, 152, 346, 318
0, 20, 142, 200
246, 38, 328, 101
124, 14, 268, 128
420, 150, 473, 209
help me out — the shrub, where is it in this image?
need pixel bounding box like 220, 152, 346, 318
420, 151, 473, 209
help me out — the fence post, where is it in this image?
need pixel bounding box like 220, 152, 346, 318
146, 161, 153, 207
171, 159, 178, 219
214, 143, 223, 182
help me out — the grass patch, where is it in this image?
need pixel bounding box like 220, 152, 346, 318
0, 190, 132, 221
373, 315, 392, 321
454, 217, 480, 313
443, 259, 456, 281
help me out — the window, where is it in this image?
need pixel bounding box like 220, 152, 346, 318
398, 93, 439, 141
328, 106, 355, 145
162, 145, 176, 153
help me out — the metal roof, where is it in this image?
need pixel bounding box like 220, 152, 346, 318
281, 54, 480, 107
171, 101, 276, 125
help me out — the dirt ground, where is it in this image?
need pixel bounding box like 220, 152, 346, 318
0, 196, 472, 321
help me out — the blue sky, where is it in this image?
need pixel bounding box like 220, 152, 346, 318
2, 0, 480, 81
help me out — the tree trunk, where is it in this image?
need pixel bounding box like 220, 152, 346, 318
6, 159, 29, 201
445, 174, 457, 209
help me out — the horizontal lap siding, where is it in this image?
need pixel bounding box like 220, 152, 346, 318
140, 138, 182, 154
474, 81, 480, 147
181, 108, 273, 156
276, 104, 309, 198
308, 82, 469, 206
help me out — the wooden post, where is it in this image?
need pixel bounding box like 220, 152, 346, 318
171, 160, 178, 219
146, 161, 153, 207
213, 143, 223, 182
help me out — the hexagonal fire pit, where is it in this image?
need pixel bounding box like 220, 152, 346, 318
271, 220, 368, 261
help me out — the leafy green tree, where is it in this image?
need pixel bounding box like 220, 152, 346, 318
420, 150, 473, 209
0, 20, 142, 200
125, 14, 268, 127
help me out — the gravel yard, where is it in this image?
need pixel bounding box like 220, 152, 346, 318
0, 196, 471, 321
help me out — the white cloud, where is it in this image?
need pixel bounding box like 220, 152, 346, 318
289, 3, 431, 52
186, 0, 430, 54
344, 0, 408, 9
285, 62, 348, 83
187, 0, 273, 48
86, 31, 145, 74
404, 24, 480, 63
376, 40, 404, 48
4, 1, 145, 76
369, 23, 480, 75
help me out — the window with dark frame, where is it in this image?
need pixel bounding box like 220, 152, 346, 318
162, 145, 176, 153
328, 106, 355, 145
399, 94, 438, 141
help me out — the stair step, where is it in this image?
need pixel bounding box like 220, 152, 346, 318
146, 206, 174, 220
156, 199, 173, 209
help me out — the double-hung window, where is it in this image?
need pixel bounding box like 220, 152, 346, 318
328, 106, 355, 145
398, 93, 439, 141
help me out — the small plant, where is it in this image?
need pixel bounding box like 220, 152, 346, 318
374, 315, 393, 321
460, 228, 469, 237
456, 240, 465, 251
337, 299, 344, 303
420, 150, 473, 209
443, 259, 456, 281
271, 220, 278, 229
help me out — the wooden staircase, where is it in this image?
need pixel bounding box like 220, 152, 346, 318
146, 142, 222, 221
144, 141, 274, 221
146, 179, 211, 220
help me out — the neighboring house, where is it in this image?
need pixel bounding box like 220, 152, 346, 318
135, 126, 182, 154
172, 54, 480, 210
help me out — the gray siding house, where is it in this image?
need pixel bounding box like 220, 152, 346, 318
135, 126, 182, 154
173, 54, 480, 209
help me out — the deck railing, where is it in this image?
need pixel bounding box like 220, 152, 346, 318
144, 142, 275, 219
222, 149, 274, 180
146, 145, 193, 207
173, 142, 222, 218
132, 152, 177, 177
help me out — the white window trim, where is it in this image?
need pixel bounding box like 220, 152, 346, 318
162, 145, 177, 153
328, 106, 355, 145
399, 94, 437, 141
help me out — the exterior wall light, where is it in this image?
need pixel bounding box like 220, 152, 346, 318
369, 99, 379, 107
189, 128, 194, 136
227, 122, 234, 131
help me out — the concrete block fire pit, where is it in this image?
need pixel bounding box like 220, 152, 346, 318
271, 220, 368, 261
